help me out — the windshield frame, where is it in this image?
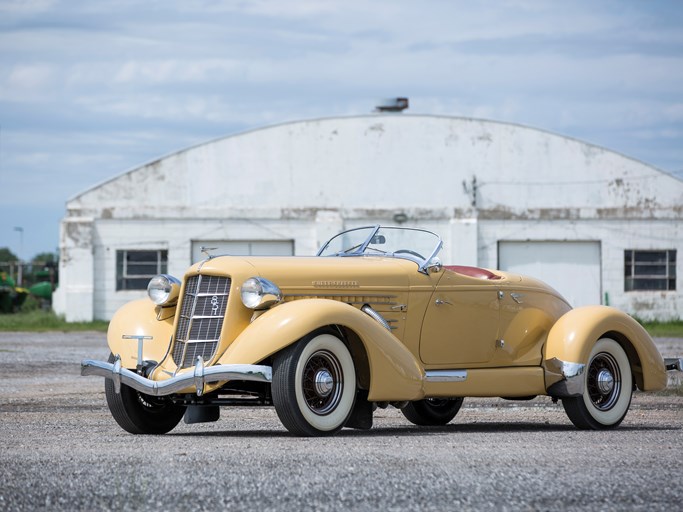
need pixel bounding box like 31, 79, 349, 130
316, 225, 443, 274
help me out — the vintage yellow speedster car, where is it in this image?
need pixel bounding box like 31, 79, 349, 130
82, 226, 681, 436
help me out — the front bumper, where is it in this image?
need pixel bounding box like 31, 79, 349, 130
81, 356, 272, 397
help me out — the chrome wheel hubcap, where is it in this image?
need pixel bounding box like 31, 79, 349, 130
314, 369, 334, 397
596, 368, 615, 394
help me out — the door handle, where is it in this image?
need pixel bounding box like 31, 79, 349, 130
435, 298, 453, 306
510, 293, 523, 304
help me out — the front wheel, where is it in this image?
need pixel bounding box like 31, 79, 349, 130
104, 353, 186, 434
272, 332, 356, 436
402, 397, 464, 426
562, 338, 633, 430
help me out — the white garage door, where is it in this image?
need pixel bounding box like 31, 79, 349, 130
498, 241, 601, 307
191, 240, 294, 263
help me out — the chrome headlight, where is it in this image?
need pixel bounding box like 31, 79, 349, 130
147, 274, 181, 306
240, 277, 282, 310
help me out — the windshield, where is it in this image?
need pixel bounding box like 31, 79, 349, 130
317, 226, 443, 271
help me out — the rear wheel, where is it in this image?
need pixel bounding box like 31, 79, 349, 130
562, 338, 632, 430
402, 398, 464, 426
104, 353, 186, 434
272, 332, 356, 436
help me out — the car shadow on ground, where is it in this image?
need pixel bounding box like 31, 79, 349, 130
168, 421, 678, 438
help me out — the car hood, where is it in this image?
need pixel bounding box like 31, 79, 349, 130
188, 255, 417, 292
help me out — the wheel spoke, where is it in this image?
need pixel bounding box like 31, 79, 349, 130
587, 352, 621, 411
302, 350, 344, 415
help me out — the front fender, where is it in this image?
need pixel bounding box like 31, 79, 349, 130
217, 299, 425, 401
544, 305, 666, 391
107, 299, 174, 369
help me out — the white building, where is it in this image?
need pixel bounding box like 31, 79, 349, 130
53, 114, 682, 322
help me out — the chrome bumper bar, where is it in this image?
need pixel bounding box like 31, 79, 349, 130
81, 356, 272, 397
545, 357, 586, 398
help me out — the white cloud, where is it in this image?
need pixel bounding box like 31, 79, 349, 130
4, 63, 55, 97
1, 0, 682, 257
0, 0, 57, 15
111, 58, 247, 84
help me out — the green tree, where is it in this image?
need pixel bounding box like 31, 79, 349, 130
32, 252, 57, 264
0, 247, 18, 262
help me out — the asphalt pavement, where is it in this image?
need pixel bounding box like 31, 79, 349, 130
0, 332, 681, 511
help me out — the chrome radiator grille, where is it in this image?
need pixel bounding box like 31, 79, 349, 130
172, 275, 231, 369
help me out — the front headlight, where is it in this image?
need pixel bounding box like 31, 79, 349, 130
147, 274, 181, 306
240, 277, 282, 310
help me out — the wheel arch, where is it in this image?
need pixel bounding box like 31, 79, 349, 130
217, 299, 425, 401
603, 329, 643, 390
271, 323, 372, 393
544, 305, 666, 392
336, 325, 372, 392
107, 299, 175, 369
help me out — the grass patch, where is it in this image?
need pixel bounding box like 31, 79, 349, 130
639, 320, 683, 338
0, 309, 108, 332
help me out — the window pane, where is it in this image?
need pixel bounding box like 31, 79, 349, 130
126, 252, 158, 263
624, 249, 676, 291
634, 251, 667, 264
126, 262, 159, 275
116, 250, 167, 290
124, 278, 151, 290
634, 264, 667, 276
633, 278, 667, 291
625, 250, 633, 266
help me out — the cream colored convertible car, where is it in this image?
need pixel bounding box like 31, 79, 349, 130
82, 226, 681, 436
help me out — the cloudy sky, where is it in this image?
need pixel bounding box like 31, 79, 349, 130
1, 0, 682, 259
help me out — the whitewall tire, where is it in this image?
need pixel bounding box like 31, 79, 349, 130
272, 332, 356, 436
562, 338, 633, 429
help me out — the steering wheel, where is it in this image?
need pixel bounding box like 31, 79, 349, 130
395, 249, 425, 260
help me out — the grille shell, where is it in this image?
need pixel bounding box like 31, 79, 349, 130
172, 275, 231, 369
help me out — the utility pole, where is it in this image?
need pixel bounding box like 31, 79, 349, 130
14, 226, 23, 286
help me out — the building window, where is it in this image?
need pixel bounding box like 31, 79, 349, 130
116, 250, 168, 291
624, 249, 676, 291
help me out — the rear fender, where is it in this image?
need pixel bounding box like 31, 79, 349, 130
544, 305, 666, 391
217, 299, 425, 401
107, 299, 175, 369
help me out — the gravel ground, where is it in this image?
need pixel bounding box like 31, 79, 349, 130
0, 332, 681, 511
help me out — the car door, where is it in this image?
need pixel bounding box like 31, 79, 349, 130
419, 270, 499, 366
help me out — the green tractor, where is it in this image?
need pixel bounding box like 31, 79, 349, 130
0, 271, 29, 313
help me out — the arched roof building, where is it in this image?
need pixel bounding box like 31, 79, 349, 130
54, 115, 682, 321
